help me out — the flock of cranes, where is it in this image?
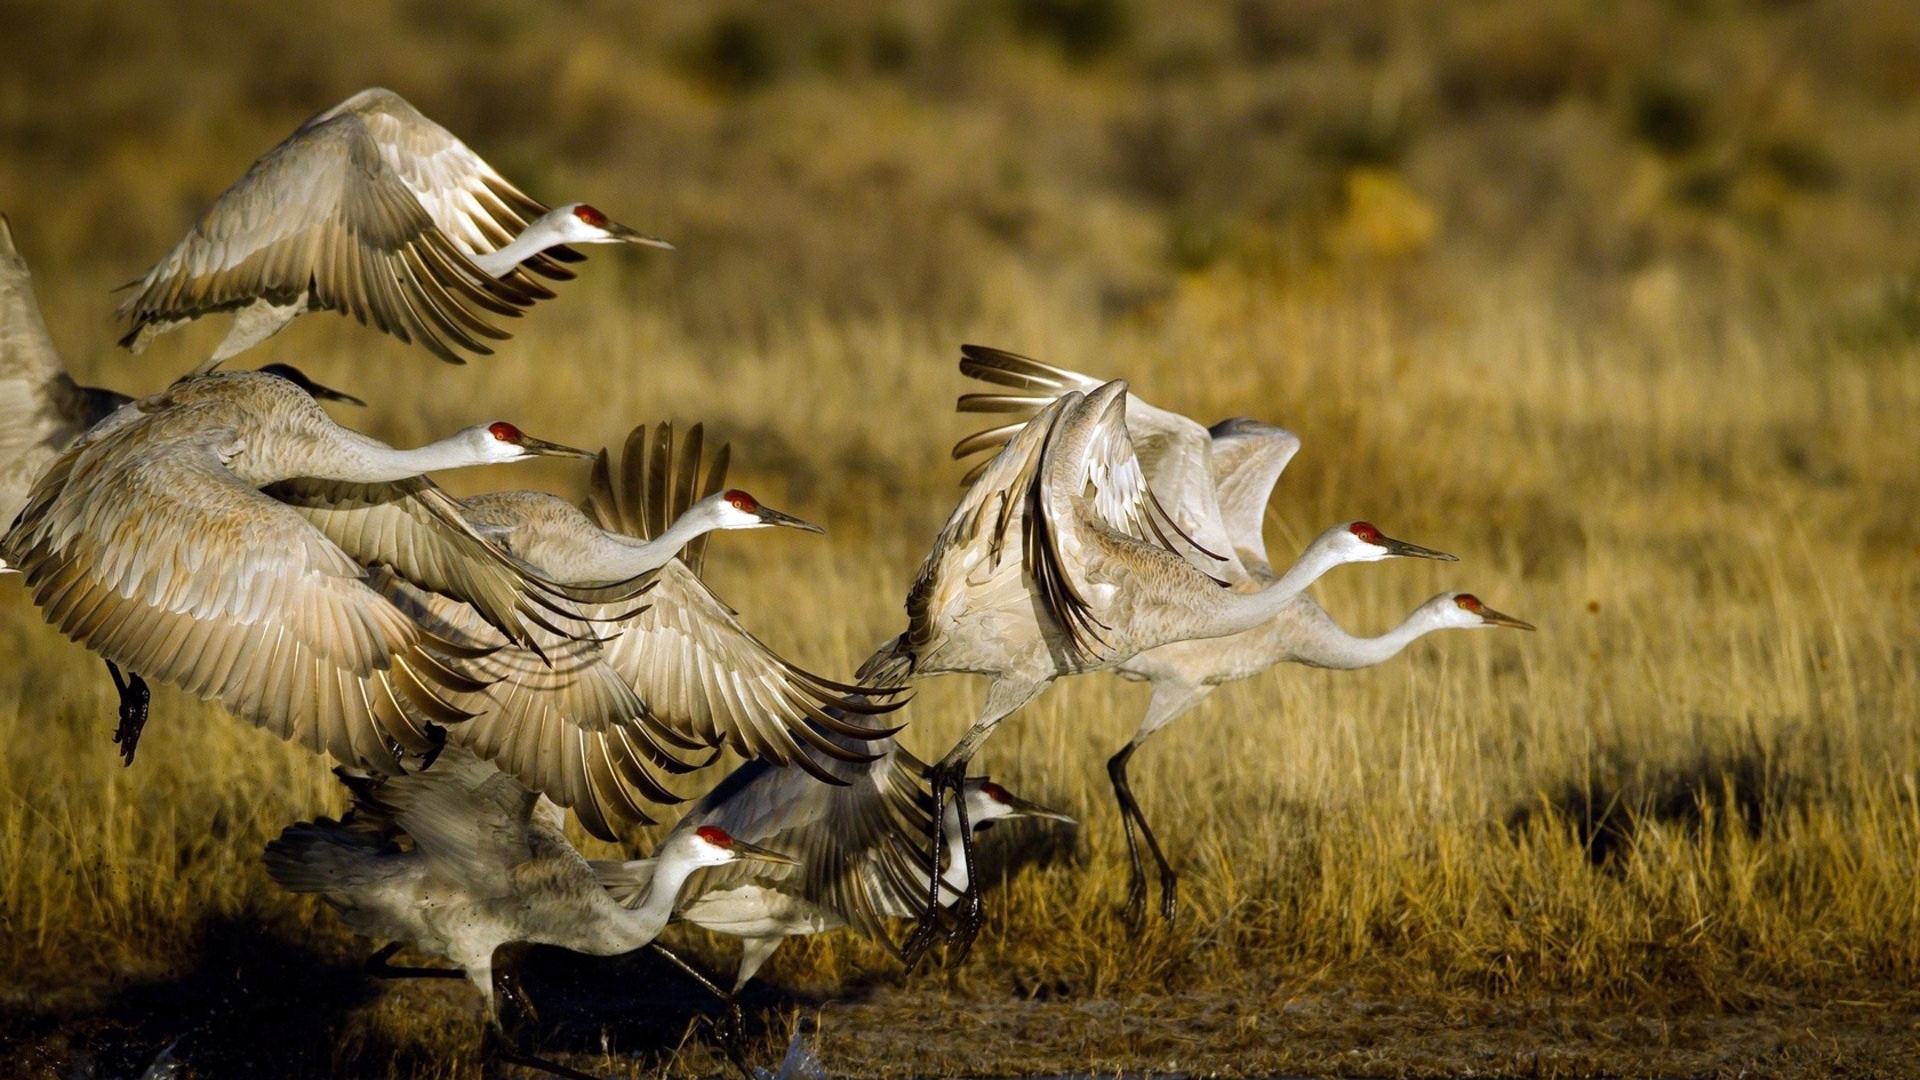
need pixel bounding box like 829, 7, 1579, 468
0, 88, 1531, 1079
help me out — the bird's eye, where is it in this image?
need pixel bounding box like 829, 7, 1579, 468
488, 422, 522, 443
724, 490, 758, 512
695, 825, 734, 848
1454, 594, 1483, 613
573, 204, 607, 227
979, 781, 1013, 804
1349, 522, 1381, 544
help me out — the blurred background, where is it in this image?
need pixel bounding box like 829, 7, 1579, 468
2, 3, 1918, 1075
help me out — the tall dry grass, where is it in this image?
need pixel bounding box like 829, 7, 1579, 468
2, 0, 1918, 1075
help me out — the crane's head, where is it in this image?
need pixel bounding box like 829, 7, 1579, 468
1421, 591, 1536, 631
466, 421, 596, 463
957, 779, 1076, 833
547, 203, 674, 250
682, 824, 798, 869
698, 489, 825, 535
1321, 521, 1457, 565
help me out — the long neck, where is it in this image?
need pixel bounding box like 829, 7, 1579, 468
470, 214, 567, 277
603, 851, 701, 951
322, 428, 490, 483
1290, 605, 1447, 670
1203, 539, 1354, 638
582, 503, 724, 580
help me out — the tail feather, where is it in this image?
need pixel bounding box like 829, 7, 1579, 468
262, 818, 396, 895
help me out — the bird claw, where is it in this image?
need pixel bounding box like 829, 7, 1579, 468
1158, 868, 1180, 924
107, 663, 150, 766
942, 887, 986, 968
711, 1003, 753, 1080
898, 910, 945, 972
1121, 878, 1150, 933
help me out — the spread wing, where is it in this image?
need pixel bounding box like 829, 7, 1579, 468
116, 105, 548, 363
1205, 418, 1301, 578
596, 560, 902, 781
337, 745, 542, 880
1, 418, 482, 770
343, 88, 580, 284
953, 344, 1245, 581
1030, 382, 1223, 661
268, 476, 637, 655
375, 573, 701, 841
601, 733, 934, 947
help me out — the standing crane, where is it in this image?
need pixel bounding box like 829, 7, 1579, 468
264, 745, 793, 1080
356, 421, 907, 839
952, 346, 1534, 924
118, 87, 669, 370
0, 370, 626, 772
0, 213, 361, 531
864, 369, 1454, 963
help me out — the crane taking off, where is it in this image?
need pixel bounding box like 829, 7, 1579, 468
118, 88, 669, 370
952, 346, 1533, 925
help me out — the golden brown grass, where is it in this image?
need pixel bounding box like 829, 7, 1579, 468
4, 1, 1920, 1076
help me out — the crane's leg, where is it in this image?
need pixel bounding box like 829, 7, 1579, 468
481, 946, 607, 1080
646, 943, 752, 1080
900, 679, 1044, 970
942, 770, 986, 967
1109, 681, 1211, 927
1108, 742, 1178, 927
365, 941, 466, 980
105, 660, 150, 766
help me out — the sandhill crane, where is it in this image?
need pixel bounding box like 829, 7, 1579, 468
118, 87, 669, 370
953, 346, 1533, 923
0, 213, 362, 530
361, 422, 905, 840
0, 370, 623, 772
264, 745, 793, 1080
864, 369, 1453, 962
591, 726, 1072, 997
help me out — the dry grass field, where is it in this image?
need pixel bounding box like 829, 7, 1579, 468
2, 1, 1918, 1077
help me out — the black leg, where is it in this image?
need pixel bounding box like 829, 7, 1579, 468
1108, 743, 1178, 924
644, 943, 753, 1076
1108, 744, 1151, 930
366, 941, 466, 980
943, 774, 986, 967
105, 660, 150, 766
898, 760, 961, 971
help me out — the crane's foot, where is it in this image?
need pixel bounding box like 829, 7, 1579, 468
942, 881, 986, 968
711, 1001, 754, 1080
366, 942, 466, 980
106, 661, 150, 766
1157, 865, 1180, 924
1121, 871, 1151, 933
482, 1027, 602, 1080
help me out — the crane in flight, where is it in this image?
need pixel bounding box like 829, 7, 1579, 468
951, 346, 1533, 923
264, 745, 793, 1080
117, 87, 669, 370
357, 421, 907, 839
0, 370, 626, 770
864, 366, 1453, 963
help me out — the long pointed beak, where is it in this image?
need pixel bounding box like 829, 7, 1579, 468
1478, 604, 1536, 631
730, 837, 799, 866
608, 220, 674, 250
756, 505, 825, 535
1007, 794, 1076, 825
518, 433, 597, 460
1379, 534, 1457, 562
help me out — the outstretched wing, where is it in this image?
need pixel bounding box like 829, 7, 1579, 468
585, 421, 730, 577
1204, 417, 1301, 578
338, 745, 543, 880
953, 344, 1246, 582
116, 102, 546, 363
343, 88, 581, 283
1, 416, 481, 771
